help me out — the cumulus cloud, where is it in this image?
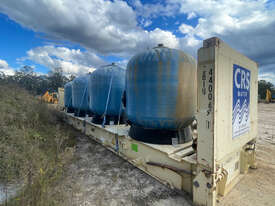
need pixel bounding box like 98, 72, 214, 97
179, 23, 195, 34
129, 0, 275, 81
259, 72, 275, 85
258, 64, 275, 85
130, 0, 178, 18
1, 0, 275, 80
20, 46, 106, 75
176, 0, 274, 39
174, 0, 275, 70
0, 0, 179, 56
147, 28, 179, 48
187, 12, 196, 20
0, 59, 15, 75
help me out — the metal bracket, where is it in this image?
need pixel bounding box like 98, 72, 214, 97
215, 167, 228, 196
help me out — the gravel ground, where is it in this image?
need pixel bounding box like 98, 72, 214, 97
66, 103, 275, 206
218, 103, 275, 206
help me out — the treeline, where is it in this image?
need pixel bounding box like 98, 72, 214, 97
0, 66, 75, 95
0, 66, 274, 99
258, 80, 275, 99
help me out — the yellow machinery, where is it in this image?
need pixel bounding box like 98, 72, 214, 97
41, 91, 58, 104
266, 89, 275, 103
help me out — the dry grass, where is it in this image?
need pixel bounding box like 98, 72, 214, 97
0, 83, 78, 206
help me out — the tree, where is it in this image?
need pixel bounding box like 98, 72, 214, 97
68, 74, 76, 82
47, 67, 68, 92
14, 66, 35, 91
258, 80, 274, 99
0, 65, 71, 95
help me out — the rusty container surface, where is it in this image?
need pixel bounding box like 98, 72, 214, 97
126, 45, 197, 130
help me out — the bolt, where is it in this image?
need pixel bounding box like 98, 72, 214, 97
193, 181, 199, 188
207, 182, 212, 189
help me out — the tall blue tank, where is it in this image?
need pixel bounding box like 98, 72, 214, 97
126, 44, 197, 130
72, 76, 89, 113
64, 81, 73, 110
88, 64, 125, 117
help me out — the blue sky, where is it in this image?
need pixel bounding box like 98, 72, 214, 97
0, 13, 43, 70
0, 0, 275, 83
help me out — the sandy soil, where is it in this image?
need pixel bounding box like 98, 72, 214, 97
218, 103, 275, 206
66, 103, 275, 206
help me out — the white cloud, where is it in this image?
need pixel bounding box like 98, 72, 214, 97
259, 72, 275, 85
173, 0, 275, 75
144, 19, 153, 27
130, 0, 178, 18
179, 23, 195, 34
116, 59, 128, 69
187, 12, 196, 20
1, 0, 275, 79
174, 0, 274, 37
174, 0, 275, 48
0, 0, 178, 56
130, 0, 275, 78
258, 64, 275, 85
21, 46, 106, 75
147, 28, 179, 49
0, 59, 15, 75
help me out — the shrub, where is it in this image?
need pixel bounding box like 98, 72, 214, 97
0, 84, 77, 206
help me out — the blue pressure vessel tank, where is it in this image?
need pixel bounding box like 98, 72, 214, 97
64, 81, 73, 111
72, 76, 89, 114
126, 44, 197, 130
88, 64, 125, 117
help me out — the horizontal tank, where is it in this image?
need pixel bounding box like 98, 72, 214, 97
72, 76, 89, 114
88, 64, 125, 117
126, 44, 197, 130
64, 81, 73, 110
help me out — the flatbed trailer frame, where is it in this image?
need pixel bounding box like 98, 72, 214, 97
62, 37, 258, 206
64, 113, 197, 194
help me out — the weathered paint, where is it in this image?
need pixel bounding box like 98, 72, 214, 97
88, 64, 125, 116
64, 81, 73, 109
194, 37, 258, 206
126, 45, 197, 130
63, 112, 196, 194
72, 76, 89, 112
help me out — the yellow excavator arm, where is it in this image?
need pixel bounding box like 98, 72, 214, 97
266, 89, 272, 103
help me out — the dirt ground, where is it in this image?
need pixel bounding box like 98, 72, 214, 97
66, 103, 275, 206
218, 103, 275, 206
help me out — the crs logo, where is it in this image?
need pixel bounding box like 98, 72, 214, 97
234, 65, 250, 91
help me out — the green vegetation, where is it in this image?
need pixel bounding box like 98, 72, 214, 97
258, 80, 275, 99
0, 66, 75, 95
0, 83, 78, 206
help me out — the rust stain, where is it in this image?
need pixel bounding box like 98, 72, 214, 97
133, 58, 139, 118
165, 49, 172, 118
175, 51, 197, 127
155, 48, 163, 118
166, 49, 171, 77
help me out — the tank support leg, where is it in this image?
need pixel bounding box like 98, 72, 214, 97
240, 140, 257, 173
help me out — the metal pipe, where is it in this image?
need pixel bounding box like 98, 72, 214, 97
146, 161, 193, 175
